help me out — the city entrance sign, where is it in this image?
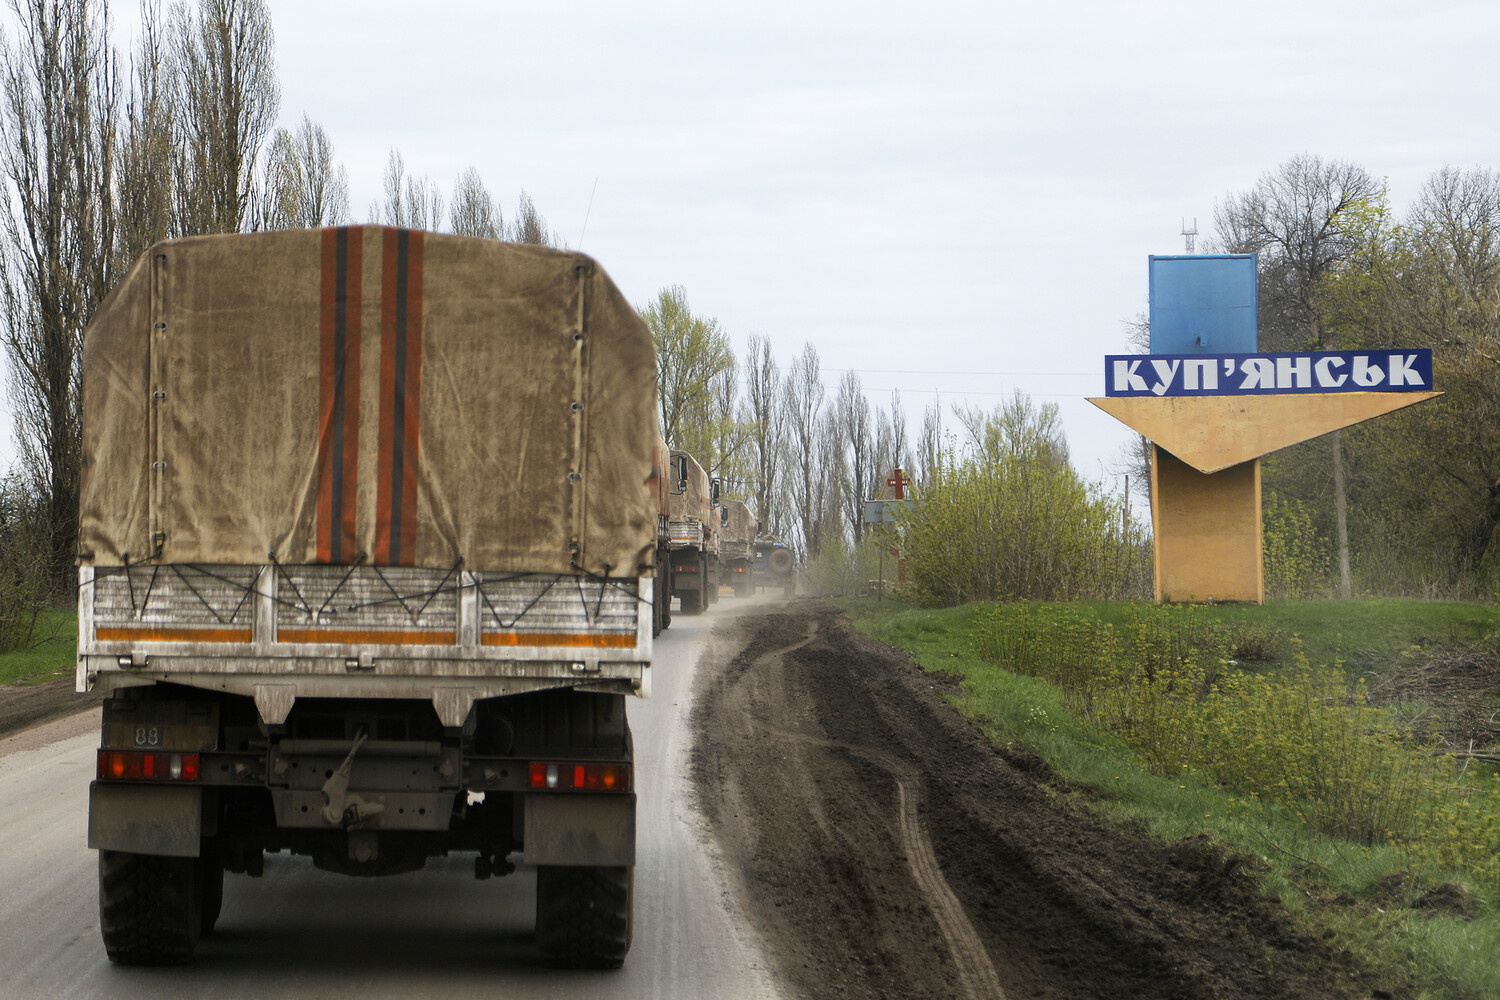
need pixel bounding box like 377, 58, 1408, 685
1104, 349, 1432, 397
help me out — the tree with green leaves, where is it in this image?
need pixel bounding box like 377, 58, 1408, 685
642, 284, 733, 452
1314, 166, 1500, 590
1213, 154, 1380, 597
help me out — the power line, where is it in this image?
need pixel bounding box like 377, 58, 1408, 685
774, 364, 1094, 378
831, 386, 1097, 400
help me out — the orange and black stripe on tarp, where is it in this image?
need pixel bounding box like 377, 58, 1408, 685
317, 226, 363, 563
376, 228, 424, 566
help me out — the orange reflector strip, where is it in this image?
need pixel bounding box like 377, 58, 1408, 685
481, 632, 637, 649
96, 626, 253, 643
277, 629, 457, 646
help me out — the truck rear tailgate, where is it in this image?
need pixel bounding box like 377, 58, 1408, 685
78, 564, 652, 725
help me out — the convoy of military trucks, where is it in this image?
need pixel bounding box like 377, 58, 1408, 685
75, 228, 790, 969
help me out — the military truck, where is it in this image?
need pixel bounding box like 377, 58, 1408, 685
717, 499, 757, 596
78, 228, 659, 969
665, 451, 719, 614
754, 537, 797, 595
649, 437, 674, 635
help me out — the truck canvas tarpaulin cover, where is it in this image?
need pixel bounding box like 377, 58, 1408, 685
77, 227, 658, 723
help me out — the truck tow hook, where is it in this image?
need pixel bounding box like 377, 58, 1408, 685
320, 731, 385, 827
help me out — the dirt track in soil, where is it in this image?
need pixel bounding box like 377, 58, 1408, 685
690, 600, 1389, 1000
0, 676, 100, 738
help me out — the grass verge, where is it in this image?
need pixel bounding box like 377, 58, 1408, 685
0, 609, 76, 686
841, 596, 1500, 1000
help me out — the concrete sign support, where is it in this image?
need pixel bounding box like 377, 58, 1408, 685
1150, 448, 1262, 603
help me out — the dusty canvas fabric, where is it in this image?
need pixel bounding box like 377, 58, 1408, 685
665, 450, 711, 523
79, 227, 658, 576
720, 499, 756, 555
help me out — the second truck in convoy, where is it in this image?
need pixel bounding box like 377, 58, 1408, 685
666, 450, 720, 614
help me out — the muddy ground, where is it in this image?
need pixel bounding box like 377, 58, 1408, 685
691, 601, 1390, 1000
0, 676, 100, 738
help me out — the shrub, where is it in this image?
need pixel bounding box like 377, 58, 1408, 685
898, 397, 1149, 606
1263, 490, 1335, 600
0, 473, 50, 653
974, 601, 1500, 893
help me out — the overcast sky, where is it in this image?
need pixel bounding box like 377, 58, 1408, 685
20, 0, 1500, 481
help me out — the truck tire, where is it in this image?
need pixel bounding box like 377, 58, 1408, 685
705, 558, 719, 605
99, 849, 202, 964
535, 864, 633, 968
678, 584, 704, 615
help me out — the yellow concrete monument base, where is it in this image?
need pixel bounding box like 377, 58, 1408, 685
1151, 447, 1263, 603
1091, 391, 1440, 605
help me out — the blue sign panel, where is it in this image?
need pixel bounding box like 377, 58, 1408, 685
1104, 350, 1433, 397
1149, 255, 1258, 355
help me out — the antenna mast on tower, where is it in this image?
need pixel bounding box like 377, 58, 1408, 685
1181, 217, 1198, 254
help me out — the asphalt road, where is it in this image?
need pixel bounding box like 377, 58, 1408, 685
0, 602, 781, 1000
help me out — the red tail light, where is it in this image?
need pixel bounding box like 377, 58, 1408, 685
97, 750, 200, 781
527, 761, 630, 792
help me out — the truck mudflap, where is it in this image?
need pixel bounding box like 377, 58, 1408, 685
524, 792, 637, 867
88, 783, 203, 857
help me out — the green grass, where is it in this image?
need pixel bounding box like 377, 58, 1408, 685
0, 609, 76, 686
840, 595, 1500, 1000
1001, 597, 1500, 678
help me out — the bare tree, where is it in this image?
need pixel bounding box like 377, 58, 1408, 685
449, 166, 501, 238
705, 358, 751, 488
0, 0, 118, 585
887, 389, 909, 475
1213, 154, 1378, 598
784, 342, 828, 558
743, 333, 784, 535
832, 370, 874, 542
374, 148, 443, 230
509, 189, 557, 246
170, 0, 279, 234
917, 397, 943, 488
258, 114, 348, 230
115, 0, 173, 266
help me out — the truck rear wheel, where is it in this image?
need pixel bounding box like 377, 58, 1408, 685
535, 864, 633, 968
99, 849, 202, 964
678, 584, 704, 615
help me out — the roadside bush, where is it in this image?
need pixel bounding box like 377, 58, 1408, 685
804, 534, 895, 597
1263, 490, 1334, 600
0, 473, 50, 654
974, 601, 1500, 893
898, 396, 1149, 606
